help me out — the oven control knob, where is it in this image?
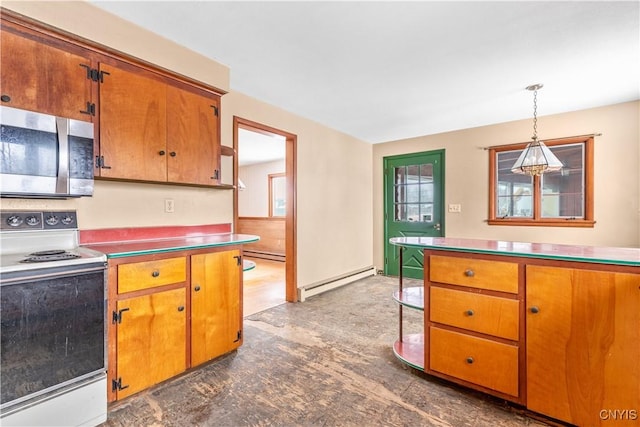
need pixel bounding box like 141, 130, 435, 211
61, 215, 74, 225
6, 215, 23, 227
45, 215, 60, 226
25, 215, 40, 226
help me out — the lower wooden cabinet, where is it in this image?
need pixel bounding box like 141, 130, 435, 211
191, 250, 242, 366
425, 252, 523, 402
429, 327, 519, 397
115, 288, 186, 400
108, 247, 243, 402
526, 266, 640, 427
412, 249, 639, 426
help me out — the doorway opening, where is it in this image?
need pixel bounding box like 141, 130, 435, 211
233, 117, 297, 316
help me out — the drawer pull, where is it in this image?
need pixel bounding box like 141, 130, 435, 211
194, 285, 201, 292
466, 357, 474, 364
530, 306, 540, 314
465, 309, 475, 316
151, 270, 160, 278
464, 269, 475, 277
177, 306, 185, 312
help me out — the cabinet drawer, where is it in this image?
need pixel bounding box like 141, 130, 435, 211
429, 327, 519, 397
430, 287, 519, 340
429, 255, 518, 293
118, 257, 187, 293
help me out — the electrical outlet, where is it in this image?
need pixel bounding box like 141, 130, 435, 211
448, 204, 462, 213
165, 199, 175, 213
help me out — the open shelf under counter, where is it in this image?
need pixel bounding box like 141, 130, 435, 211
392, 286, 424, 310
393, 333, 424, 371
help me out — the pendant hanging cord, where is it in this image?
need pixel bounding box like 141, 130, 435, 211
532, 88, 538, 140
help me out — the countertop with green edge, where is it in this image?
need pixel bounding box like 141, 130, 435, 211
82, 232, 259, 258
389, 236, 640, 267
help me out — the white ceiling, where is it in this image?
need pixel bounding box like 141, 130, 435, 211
237, 128, 286, 166
91, 1, 639, 144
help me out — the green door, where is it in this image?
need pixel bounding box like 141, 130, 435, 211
384, 150, 444, 279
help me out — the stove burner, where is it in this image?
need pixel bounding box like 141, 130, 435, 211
20, 252, 81, 263
29, 250, 67, 256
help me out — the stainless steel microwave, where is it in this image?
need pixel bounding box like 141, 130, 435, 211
0, 106, 94, 198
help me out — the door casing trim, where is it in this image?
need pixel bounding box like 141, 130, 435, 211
233, 116, 297, 302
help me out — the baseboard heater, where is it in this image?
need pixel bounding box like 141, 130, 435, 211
298, 266, 377, 302
244, 250, 285, 262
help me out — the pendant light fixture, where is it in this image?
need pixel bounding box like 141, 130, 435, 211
511, 84, 563, 176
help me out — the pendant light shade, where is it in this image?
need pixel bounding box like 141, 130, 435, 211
511, 84, 563, 176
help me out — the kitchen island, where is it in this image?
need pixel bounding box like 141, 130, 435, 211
390, 236, 639, 427
82, 224, 259, 403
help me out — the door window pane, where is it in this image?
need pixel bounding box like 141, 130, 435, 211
394, 164, 435, 222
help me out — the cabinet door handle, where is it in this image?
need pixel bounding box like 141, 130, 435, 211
151, 270, 160, 277
159, 150, 166, 156
464, 269, 475, 277
1, 94, 11, 103
194, 285, 201, 292
530, 306, 540, 314
169, 151, 177, 157
466, 357, 474, 364
177, 306, 185, 312
465, 309, 474, 316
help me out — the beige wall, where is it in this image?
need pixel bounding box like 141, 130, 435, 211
373, 100, 640, 270
2, 1, 374, 289
223, 92, 374, 287
238, 160, 286, 217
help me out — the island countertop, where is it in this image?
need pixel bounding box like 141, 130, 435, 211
390, 236, 640, 267
80, 224, 259, 258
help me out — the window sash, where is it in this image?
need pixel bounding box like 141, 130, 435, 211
488, 136, 594, 227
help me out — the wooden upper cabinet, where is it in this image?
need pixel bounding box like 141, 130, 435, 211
0, 28, 93, 121
1, 11, 225, 187
98, 61, 222, 185
167, 86, 220, 185
98, 62, 167, 181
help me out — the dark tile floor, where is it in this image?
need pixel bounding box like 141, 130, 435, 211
103, 275, 550, 427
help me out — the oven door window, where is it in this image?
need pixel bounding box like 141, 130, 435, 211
1, 268, 105, 407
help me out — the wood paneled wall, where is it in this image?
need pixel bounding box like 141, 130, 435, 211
237, 217, 285, 261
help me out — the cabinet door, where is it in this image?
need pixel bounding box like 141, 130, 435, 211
167, 86, 220, 185
526, 266, 639, 426
0, 29, 93, 121
98, 62, 167, 181
191, 250, 242, 366
115, 288, 186, 399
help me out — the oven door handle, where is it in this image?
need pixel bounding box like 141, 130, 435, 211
0, 263, 106, 285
